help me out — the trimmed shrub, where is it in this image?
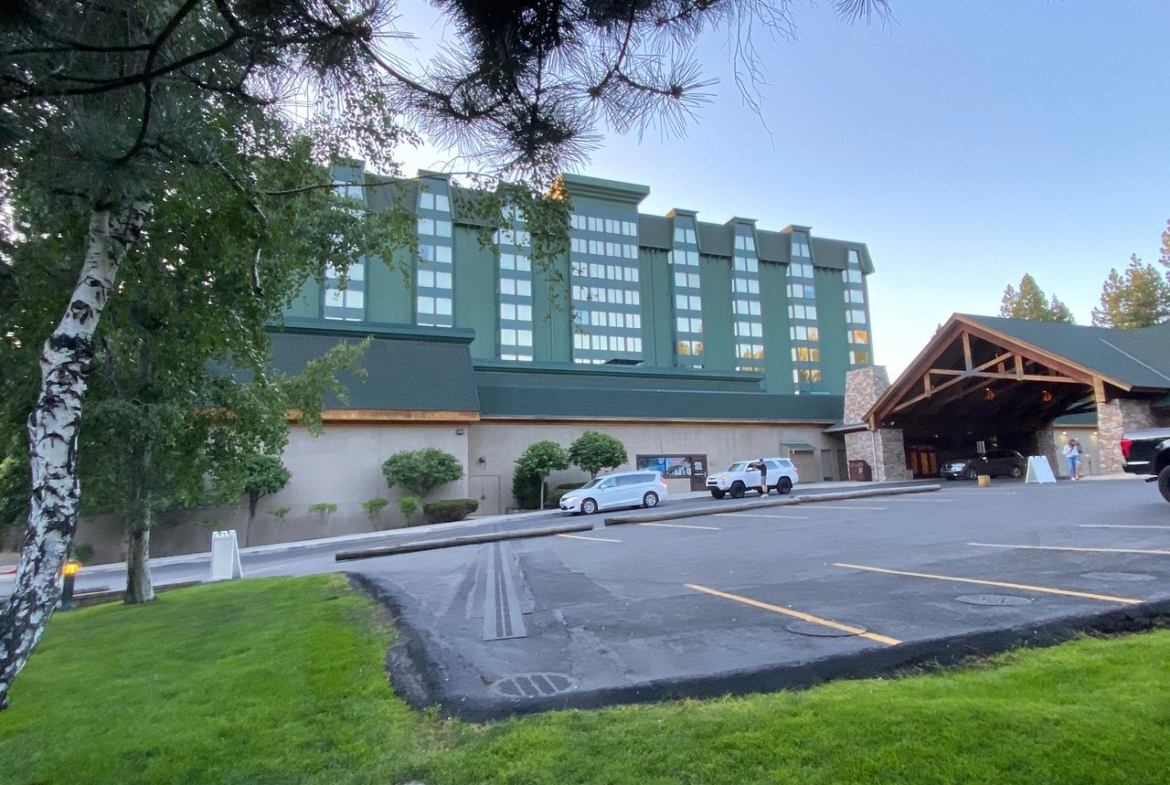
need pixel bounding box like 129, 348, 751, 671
398, 494, 421, 519
423, 498, 479, 524
548, 483, 586, 507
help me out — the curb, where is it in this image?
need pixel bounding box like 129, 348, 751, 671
604, 484, 942, 526
335, 521, 595, 561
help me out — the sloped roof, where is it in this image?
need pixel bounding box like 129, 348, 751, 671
477, 385, 843, 422
962, 316, 1170, 390
269, 324, 480, 412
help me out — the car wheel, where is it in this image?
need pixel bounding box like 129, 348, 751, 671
964, 466, 978, 481
642, 491, 659, 508
1159, 465, 1170, 504
776, 477, 793, 495
1009, 465, 1022, 479
729, 482, 746, 499
710, 490, 726, 499
581, 498, 598, 515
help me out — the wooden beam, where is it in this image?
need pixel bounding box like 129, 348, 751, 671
962, 332, 973, 371
923, 370, 1085, 383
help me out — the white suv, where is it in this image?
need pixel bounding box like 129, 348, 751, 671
706, 458, 799, 498
560, 470, 670, 515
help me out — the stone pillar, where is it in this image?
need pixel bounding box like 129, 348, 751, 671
1032, 429, 1061, 478
843, 366, 913, 482
1098, 398, 1168, 475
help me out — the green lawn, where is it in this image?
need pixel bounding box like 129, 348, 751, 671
2, 576, 1169, 785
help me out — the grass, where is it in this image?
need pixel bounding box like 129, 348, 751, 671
2, 577, 1170, 784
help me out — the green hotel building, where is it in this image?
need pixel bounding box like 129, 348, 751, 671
85, 164, 877, 556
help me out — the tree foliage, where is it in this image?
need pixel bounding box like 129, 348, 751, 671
568, 431, 629, 478
242, 456, 292, 545
381, 449, 463, 499
513, 441, 570, 509
1091, 254, 1170, 329
999, 274, 1075, 323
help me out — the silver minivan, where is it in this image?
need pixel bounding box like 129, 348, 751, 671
559, 470, 670, 515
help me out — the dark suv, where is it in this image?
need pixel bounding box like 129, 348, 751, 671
941, 448, 1027, 481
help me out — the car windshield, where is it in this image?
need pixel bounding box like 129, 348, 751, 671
579, 478, 602, 489
727, 462, 749, 471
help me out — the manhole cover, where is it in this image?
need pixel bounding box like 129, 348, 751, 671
1082, 572, 1155, 582
785, 621, 864, 638
490, 673, 577, 698
955, 594, 1033, 606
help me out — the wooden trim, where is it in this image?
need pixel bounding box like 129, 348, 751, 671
288, 409, 481, 424
475, 416, 838, 428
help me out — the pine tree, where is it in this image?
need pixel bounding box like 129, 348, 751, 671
1091, 255, 1170, 329
999, 274, 1076, 323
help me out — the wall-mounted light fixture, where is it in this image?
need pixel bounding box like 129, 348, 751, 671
455, 427, 465, 435
984, 387, 995, 401
477, 456, 486, 464
1041, 389, 1052, 402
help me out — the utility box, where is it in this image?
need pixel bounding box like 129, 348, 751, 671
848, 460, 873, 482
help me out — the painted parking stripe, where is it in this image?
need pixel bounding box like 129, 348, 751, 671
635, 522, 722, 531
801, 505, 887, 511
717, 513, 809, 520
686, 583, 901, 646
834, 562, 1142, 605
1080, 524, 1170, 530
557, 533, 622, 543
878, 497, 955, 503
970, 542, 1170, 557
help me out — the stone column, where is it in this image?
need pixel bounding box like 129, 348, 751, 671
1098, 397, 1168, 475
843, 366, 912, 482
1032, 429, 1061, 478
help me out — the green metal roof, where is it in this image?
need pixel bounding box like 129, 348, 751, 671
477, 384, 844, 422
963, 316, 1170, 390
269, 326, 480, 412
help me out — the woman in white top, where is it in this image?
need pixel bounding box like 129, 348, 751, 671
1062, 438, 1081, 480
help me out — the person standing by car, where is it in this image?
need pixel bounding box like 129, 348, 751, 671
748, 458, 768, 495
1062, 438, 1081, 480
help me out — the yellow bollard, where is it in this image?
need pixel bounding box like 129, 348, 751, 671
977, 475, 991, 487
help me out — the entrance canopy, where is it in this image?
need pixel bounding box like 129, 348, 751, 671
863, 314, 1159, 439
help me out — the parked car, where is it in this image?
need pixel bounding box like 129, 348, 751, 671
1120, 427, 1170, 504
706, 457, 799, 498
941, 448, 1026, 480
559, 470, 669, 515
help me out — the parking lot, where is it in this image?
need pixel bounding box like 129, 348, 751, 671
350, 477, 1170, 720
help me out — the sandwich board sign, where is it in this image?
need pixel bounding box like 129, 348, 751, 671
210, 530, 243, 581
1025, 456, 1056, 484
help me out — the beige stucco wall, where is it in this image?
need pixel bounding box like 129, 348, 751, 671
75, 423, 470, 563
469, 420, 839, 514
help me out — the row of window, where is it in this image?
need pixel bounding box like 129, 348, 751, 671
572, 286, 641, 306
792, 241, 811, 258
499, 303, 533, 321
576, 310, 642, 329
846, 310, 868, 324
669, 250, 700, 267
792, 346, 821, 362
574, 263, 639, 282
418, 192, 450, 212
735, 235, 757, 252
570, 237, 639, 259
573, 334, 645, 352
789, 303, 818, 321
499, 253, 531, 272
571, 214, 638, 236
418, 218, 453, 237
787, 283, 814, 299
494, 229, 531, 247
419, 244, 453, 264
500, 328, 533, 347
673, 227, 698, 245
417, 296, 453, 316
677, 317, 703, 334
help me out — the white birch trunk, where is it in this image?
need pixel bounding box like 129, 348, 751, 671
0, 201, 148, 710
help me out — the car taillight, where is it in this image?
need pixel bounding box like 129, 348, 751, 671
1120, 439, 1131, 459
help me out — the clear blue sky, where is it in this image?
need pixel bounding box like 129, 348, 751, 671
395, 1, 1170, 380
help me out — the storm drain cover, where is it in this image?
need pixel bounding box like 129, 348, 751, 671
1082, 572, 1155, 582
785, 621, 864, 638
490, 673, 577, 699
956, 594, 1033, 606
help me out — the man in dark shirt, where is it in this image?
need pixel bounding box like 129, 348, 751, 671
749, 459, 768, 496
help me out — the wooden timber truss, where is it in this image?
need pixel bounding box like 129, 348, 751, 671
865, 315, 1120, 438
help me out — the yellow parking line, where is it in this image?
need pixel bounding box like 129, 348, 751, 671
970, 542, 1170, 557
717, 513, 809, 519
635, 522, 721, 531
1080, 524, 1170, 530
834, 562, 1142, 605
557, 533, 622, 543
685, 583, 901, 646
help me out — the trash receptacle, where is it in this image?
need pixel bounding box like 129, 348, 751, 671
848, 460, 873, 482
